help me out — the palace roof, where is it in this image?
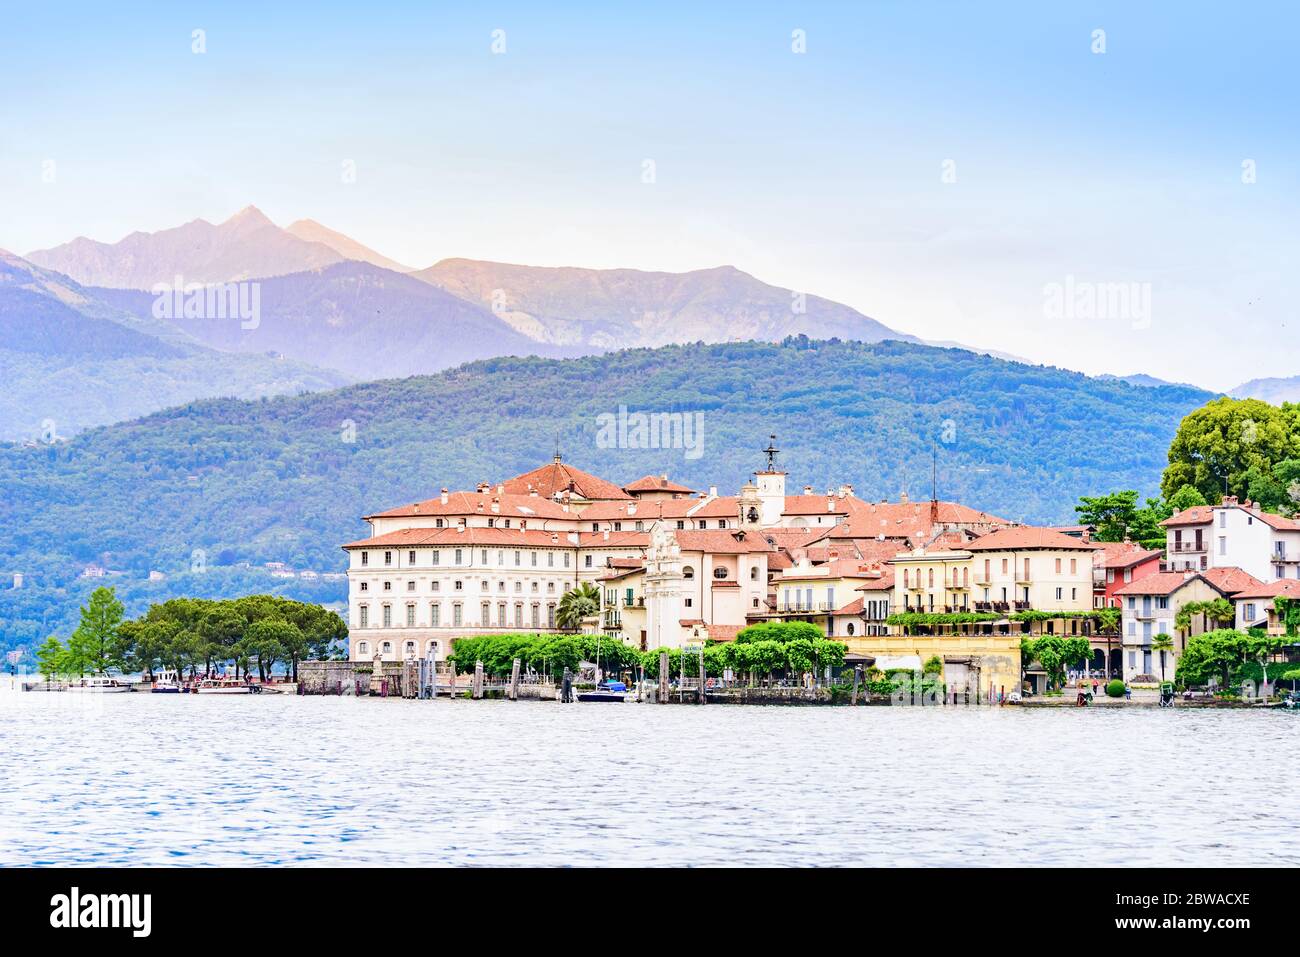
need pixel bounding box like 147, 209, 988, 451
366, 489, 573, 521
623, 474, 695, 494
499, 458, 631, 501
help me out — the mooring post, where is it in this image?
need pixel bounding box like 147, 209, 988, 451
509, 657, 521, 700
698, 653, 706, 705
658, 652, 669, 704
851, 664, 862, 706
473, 660, 484, 699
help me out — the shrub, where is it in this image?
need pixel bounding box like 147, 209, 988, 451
1105, 679, 1125, 698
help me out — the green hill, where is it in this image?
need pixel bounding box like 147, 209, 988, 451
0, 337, 1213, 657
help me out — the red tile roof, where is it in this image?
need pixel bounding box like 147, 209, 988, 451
623, 474, 695, 494
1200, 566, 1265, 596
578, 498, 702, 521
1098, 544, 1164, 569
343, 526, 582, 549
854, 571, 896, 592
833, 598, 865, 615
367, 489, 573, 521
673, 530, 776, 554
706, 624, 743, 641
499, 459, 631, 500
965, 526, 1102, 551
1114, 571, 1221, 598
782, 495, 851, 516
1161, 505, 1215, 528
1234, 579, 1300, 600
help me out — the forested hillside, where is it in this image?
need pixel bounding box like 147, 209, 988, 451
0, 338, 1213, 656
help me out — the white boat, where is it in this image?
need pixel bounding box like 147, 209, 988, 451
195, 675, 253, 695
152, 669, 183, 693
66, 676, 130, 693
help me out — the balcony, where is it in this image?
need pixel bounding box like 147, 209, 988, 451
622, 596, 645, 608
1171, 541, 1206, 553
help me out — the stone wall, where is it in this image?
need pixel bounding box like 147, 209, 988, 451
299, 660, 408, 696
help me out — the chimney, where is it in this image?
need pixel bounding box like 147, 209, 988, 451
709, 485, 718, 497
412, 503, 420, 513
440, 489, 449, 505
803, 485, 813, 495
497, 484, 505, 494
530, 488, 538, 497
603, 530, 610, 541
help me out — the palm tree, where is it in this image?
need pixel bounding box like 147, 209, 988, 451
557, 582, 600, 631
1151, 632, 1174, 682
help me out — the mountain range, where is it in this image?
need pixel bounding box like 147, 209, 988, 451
0, 250, 349, 440
4, 204, 1290, 443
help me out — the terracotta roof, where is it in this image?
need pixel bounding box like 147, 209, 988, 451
781, 557, 890, 581
1200, 566, 1265, 596
706, 624, 743, 641
499, 459, 631, 501
623, 474, 695, 494
673, 530, 775, 554
965, 527, 1102, 552
1114, 571, 1222, 598
690, 496, 742, 518
854, 571, 896, 592
578, 498, 702, 521
782, 495, 851, 516
827, 499, 1012, 541
342, 526, 581, 549
597, 566, 643, 582
576, 531, 651, 549
833, 598, 865, 615
1234, 579, 1300, 600
605, 557, 645, 569
762, 527, 830, 548
1098, 544, 1164, 569
367, 489, 573, 521
1161, 505, 1215, 528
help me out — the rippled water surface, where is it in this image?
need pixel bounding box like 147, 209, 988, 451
1, 690, 1296, 866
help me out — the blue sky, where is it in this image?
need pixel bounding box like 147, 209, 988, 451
1, 1, 1296, 389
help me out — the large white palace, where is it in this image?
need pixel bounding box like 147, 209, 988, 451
341, 440, 1016, 666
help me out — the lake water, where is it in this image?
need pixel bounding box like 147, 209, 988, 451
1, 690, 1297, 866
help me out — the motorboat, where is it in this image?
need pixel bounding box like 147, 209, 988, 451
152, 669, 182, 693
66, 676, 130, 693
578, 680, 627, 703
195, 675, 254, 695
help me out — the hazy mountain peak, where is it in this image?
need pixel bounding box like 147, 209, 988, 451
413, 257, 915, 350
26, 207, 344, 288
285, 218, 413, 273
224, 205, 275, 229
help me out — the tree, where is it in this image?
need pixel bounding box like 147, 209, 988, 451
36, 635, 67, 681
1176, 629, 1248, 688
70, 586, 127, 675
556, 583, 600, 631
1151, 633, 1174, 682
1073, 490, 1168, 548
1161, 397, 1300, 503
1166, 484, 1206, 513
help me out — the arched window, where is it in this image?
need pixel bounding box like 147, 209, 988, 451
426, 640, 439, 655
750, 566, 759, 580
404, 640, 416, 657
683, 565, 695, 580
381, 641, 392, 653
713, 567, 728, 580
357, 641, 369, 656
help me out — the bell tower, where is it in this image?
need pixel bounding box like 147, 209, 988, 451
739, 479, 762, 531
754, 434, 786, 527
